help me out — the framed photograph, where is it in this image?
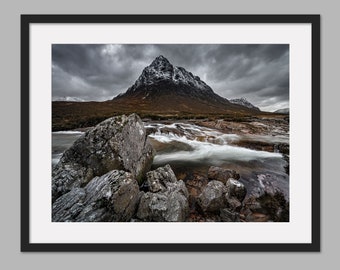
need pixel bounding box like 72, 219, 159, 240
21, 15, 320, 252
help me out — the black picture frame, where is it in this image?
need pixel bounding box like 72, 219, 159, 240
21, 14, 320, 252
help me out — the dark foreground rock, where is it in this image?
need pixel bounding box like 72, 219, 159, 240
52, 170, 140, 222
192, 172, 248, 221
52, 113, 154, 202
242, 191, 289, 222
208, 166, 240, 184
137, 165, 189, 221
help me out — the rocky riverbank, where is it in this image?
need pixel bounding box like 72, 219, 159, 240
52, 113, 289, 222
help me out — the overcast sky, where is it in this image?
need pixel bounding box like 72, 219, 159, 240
52, 44, 289, 112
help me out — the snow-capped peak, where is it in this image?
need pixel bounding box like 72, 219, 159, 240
126, 55, 212, 93
229, 97, 260, 111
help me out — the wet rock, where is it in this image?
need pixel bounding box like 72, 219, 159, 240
220, 208, 240, 222
52, 170, 140, 222
225, 178, 247, 202
137, 165, 189, 222
197, 180, 227, 212
225, 197, 242, 212
208, 166, 240, 184
242, 191, 289, 222
186, 177, 208, 196
52, 113, 154, 201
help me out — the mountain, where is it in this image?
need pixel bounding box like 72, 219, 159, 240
229, 97, 260, 111
274, 108, 289, 114
52, 55, 267, 131
113, 55, 256, 114
53, 96, 85, 102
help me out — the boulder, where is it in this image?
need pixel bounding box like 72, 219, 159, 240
207, 166, 240, 184
52, 113, 154, 201
197, 180, 227, 213
137, 165, 189, 222
225, 178, 247, 202
146, 164, 177, 193
52, 170, 141, 222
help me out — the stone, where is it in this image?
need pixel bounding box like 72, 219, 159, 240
220, 208, 240, 222
207, 166, 240, 184
225, 178, 247, 202
136, 165, 189, 222
225, 196, 242, 212
197, 180, 227, 213
52, 113, 154, 201
52, 170, 140, 222
146, 164, 177, 193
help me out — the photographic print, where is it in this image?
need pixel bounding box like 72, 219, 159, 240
21, 15, 320, 251
51, 44, 290, 223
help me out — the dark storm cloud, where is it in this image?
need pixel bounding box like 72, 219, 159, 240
52, 44, 289, 111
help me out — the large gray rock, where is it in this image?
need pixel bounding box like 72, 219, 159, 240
197, 180, 227, 212
208, 166, 240, 184
137, 165, 189, 222
52, 170, 141, 222
52, 114, 154, 201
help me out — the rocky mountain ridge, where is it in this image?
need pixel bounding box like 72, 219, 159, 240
229, 97, 260, 111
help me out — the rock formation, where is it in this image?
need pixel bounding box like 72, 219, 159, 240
136, 165, 189, 222
52, 113, 154, 202
208, 166, 240, 184
52, 170, 141, 222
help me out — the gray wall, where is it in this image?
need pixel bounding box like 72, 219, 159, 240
1, 0, 335, 269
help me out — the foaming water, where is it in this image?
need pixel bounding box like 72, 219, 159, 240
150, 133, 282, 165
147, 122, 284, 166
146, 122, 289, 199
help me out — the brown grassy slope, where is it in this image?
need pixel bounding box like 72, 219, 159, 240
52, 95, 275, 131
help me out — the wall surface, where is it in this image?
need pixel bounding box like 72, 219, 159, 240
1, 0, 335, 269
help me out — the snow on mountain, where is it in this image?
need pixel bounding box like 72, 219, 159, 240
274, 108, 289, 114
229, 97, 260, 111
53, 96, 85, 102
126, 55, 213, 94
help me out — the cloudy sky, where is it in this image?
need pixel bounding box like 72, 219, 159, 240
52, 44, 289, 112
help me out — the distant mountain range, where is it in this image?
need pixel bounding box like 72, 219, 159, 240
229, 97, 260, 111
274, 108, 289, 114
53, 96, 85, 102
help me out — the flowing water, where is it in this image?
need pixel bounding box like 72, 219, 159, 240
52, 121, 289, 199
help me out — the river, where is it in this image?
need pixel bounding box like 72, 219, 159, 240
52, 120, 289, 200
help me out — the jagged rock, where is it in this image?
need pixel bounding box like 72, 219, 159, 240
52, 170, 140, 222
208, 166, 240, 184
229, 97, 260, 111
52, 113, 154, 201
197, 180, 227, 213
242, 191, 289, 222
225, 197, 242, 212
137, 165, 189, 222
146, 164, 177, 193
220, 208, 240, 222
225, 178, 247, 202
